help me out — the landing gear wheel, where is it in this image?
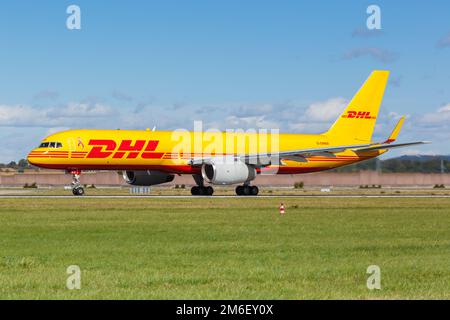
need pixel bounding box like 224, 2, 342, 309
250, 186, 259, 196
191, 186, 200, 195
191, 186, 214, 196
205, 186, 214, 196
197, 187, 205, 196
236, 185, 259, 196
243, 186, 252, 196
72, 186, 84, 196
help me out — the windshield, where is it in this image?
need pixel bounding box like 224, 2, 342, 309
38, 142, 63, 148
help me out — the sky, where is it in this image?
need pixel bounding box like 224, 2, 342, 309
1, 0, 450, 162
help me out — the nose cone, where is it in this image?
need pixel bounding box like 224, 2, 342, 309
27, 149, 42, 167
27, 150, 36, 165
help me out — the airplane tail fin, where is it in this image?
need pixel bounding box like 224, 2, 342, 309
325, 70, 390, 143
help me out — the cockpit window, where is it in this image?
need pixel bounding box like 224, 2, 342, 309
38, 142, 63, 148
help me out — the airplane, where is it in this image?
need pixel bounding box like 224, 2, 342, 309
27, 70, 428, 196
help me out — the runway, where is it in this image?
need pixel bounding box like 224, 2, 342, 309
1, 194, 449, 199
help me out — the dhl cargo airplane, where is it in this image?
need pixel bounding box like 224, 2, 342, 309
28, 70, 428, 196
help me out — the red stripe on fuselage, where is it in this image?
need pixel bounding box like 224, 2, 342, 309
25, 163, 336, 175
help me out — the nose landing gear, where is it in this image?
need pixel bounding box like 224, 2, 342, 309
70, 170, 84, 196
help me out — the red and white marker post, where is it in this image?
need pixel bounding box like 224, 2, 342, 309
279, 203, 285, 215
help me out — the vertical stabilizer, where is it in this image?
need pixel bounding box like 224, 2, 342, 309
325, 70, 390, 143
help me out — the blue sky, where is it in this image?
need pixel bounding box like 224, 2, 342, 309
1, 0, 450, 162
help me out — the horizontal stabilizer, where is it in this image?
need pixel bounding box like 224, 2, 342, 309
353, 141, 430, 152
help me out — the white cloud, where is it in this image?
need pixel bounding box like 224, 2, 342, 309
438, 104, 450, 112
0, 105, 40, 126
221, 115, 280, 130
287, 122, 331, 133
304, 97, 348, 122
46, 127, 71, 136
388, 111, 403, 120
0, 102, 115, 127
419, 103, 450, 124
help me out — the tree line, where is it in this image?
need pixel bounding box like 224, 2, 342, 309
0, 159, 31, 171
332, 156, 449, 173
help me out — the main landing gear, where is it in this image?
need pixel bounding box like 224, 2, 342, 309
235, 184, 259, 196
70, 170, 84, 196
189, 175, 259, 196
190, 174, 214, 196
191, 185, 214, 196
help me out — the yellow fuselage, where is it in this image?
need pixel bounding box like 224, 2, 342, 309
27, 129, 382, 174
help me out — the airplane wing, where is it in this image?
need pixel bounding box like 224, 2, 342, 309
188, 143, 371, 166
243, 144, 370, 165
188, 118, 430, 167
188, 140, 430, 166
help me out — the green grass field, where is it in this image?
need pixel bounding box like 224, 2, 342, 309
0, 197, 449, 299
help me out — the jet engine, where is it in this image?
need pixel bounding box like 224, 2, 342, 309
201, 160, 256, 185
123, 170, 175, 186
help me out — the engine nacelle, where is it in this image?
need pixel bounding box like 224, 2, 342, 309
123, 170, 175, 186
201, 160, 256, 185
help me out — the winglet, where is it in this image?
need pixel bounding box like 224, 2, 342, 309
384, 116, 405, 144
